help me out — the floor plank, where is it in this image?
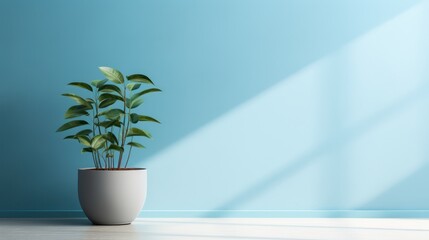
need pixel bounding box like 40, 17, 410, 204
0, 218, 428, 240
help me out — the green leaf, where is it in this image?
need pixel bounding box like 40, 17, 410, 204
62, 93, 92, 108
77, 136, 91, 147
76, 129, 92, 136
99, 66, 124, 84
64, 110, 89, 119
66, 105, 91, 112
130, 98, 144, 109
127, 83, 141, 91
91, 79, 108, 88
82, 147, 94, 153
85, 98, 95, 104
99, 99, 116, 108
64, 105, 91, 116
98, 119, 121, 128
99, 93, 123, 102
108, 144, 124, 152
98, 109, 125, 119
63, 129, 92, 140
127, 141, 145, 148
127, 74, 154, 85
127, 128, 151, 138
91, 135, 106, 149
57, 120, 89, 132
68, 82, 93, 92
103, 132, 119, 144
99, 84, 122, 96
130, 88, 162, 101
125, 98, 131, 108
130, 114, 160, 124
64, 105, 90, 119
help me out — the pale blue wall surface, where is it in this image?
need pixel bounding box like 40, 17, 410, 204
1, 0, 429, 217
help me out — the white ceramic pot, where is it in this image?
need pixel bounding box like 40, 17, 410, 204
78, 168, 147, 225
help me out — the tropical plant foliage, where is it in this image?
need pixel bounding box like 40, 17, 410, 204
57, 67, 161, 169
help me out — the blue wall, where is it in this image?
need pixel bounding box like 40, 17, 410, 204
1, 0, 429, 217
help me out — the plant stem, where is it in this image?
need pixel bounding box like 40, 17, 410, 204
91, 108, 97, 168
117, 83, 127, 169
124, 137, 133, 168
103, 154, 107, 169
94, 91, 103, 136
91, 151, 98, 168
94, 150, 101, 168
110, 126, 114, 169
92, 91, 103, 168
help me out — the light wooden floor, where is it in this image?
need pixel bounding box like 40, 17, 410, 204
0, 218, 428, 240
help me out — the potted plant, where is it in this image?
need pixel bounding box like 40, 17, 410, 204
57, 66, 161, 225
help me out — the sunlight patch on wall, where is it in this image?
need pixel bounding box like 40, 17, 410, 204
339, 0, 429, 208
141, 59, 329, 210
140, 0, 429, 210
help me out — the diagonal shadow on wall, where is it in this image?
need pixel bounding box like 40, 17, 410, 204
137, 0, 424, 165
203, 82, 429, 217
356, 162, 429, 211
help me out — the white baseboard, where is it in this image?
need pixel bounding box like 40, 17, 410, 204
1, 210, 429, 218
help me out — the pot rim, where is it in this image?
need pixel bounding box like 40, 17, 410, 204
78, 167, 146, 171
